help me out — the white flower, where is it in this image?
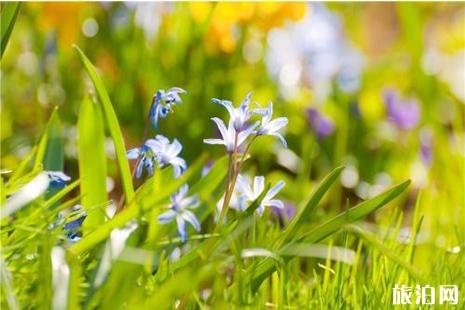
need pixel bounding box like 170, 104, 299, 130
212, 92, 254, 131
235, 174, 285, 215
254, 102, 288, 147
127, 135, 187, 178
158, 185, 200, 242
203, 117, 257, 153
148, 135, 187, 178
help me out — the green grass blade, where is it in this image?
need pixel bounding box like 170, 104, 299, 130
67, 155, 206, 256
73, 45, 134, 203
0, 2, 20, 58
78, 96, 108, 232
298, 180, 411, 243
276, 166, 344, 248
248, 179, 410, 292
345, 224, 426, 282
33, 107, 59, 170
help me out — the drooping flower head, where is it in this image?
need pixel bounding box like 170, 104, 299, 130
150, 87, 186, 129
126, 135, 186, 178
126, 140, 158, 178
235, 174, 285, 215
383, 89, 420, 131
306, 107, 335, 138
254, 101, 288, 147
158, 185, 200, 242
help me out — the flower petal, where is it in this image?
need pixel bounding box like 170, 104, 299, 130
265, 180, 285, 201
203, 139, 225, 145
158, 210, 176, 224
253, 176, 265, 197
182, 210, 201, 232
272, 133, 287, 148
212, 98, 235, 117
211, 117, 229, 141
176, 217, 187, 242
236, 174, 254, 200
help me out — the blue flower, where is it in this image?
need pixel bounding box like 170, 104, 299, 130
150, 135, 187, 178
203, 117, 257, 153
235, 174, 285, 216
254, 102, 288, 147
127, 135, 187, 178
158, 185, 200, 242
149, 87, 186, 129
212, 92, 254, 131
46, 171, 71, 188
126, 140, 158, 178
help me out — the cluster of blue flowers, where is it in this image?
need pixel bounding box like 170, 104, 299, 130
46, 88, 289, 244
125, 89, 289, 242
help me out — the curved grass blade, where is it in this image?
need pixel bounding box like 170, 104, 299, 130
78, 96, 108, 232
248, 179, 411, 292
1, 2, 20, 58
275, 166, 344, 248
73, 45, 134, 203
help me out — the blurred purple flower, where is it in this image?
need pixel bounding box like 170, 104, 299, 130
272, 203, 296, 228
306, 108, 335, 138
383, 89, 420, 131
419, 127, 433, 167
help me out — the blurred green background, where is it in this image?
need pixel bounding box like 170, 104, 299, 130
1, 2, 464, 253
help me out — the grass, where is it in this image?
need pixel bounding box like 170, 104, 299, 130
1, 3, 464, 309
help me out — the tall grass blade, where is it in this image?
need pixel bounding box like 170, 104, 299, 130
73, 45, 134, 203
0, 2, 20, 58
78, 96, 108, 232
248, 180, 411, 292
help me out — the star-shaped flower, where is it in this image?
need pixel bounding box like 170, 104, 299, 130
127, 135, 187, 178
150, 135, 187, 178
254, 102, 288, 147
212, 92, 253, 131
235, 174, 285, 215
203, 118, 258, 153
158, 185, 200, 242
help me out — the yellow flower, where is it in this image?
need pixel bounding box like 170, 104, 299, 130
190, 2, 308, 54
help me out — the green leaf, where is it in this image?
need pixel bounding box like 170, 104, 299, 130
78, 96, 108, 232
275, 166, 344, 248
43, 112, 64, 172
298, 180, 410, 244
33, 107, 59, 170
247, 180, 411, 292
67, 155, 206, 256
73, 45, 134, 204
1, 2, 20, 58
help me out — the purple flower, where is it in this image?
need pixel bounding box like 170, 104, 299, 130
419, 127, 433, 167
306, 108, 335, 138
383, 89, 420, 131
272, 203, 296, 228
